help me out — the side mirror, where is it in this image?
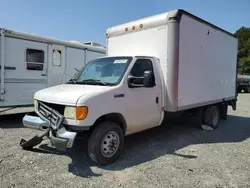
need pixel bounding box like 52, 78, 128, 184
128, 75, 142, 88
128, 71, 155, 88
143, 71, 155, 87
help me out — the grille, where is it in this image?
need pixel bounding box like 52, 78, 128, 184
41, 102, 65, 114
37, 101, 64, 130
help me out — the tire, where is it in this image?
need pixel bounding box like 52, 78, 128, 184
88, 121, 124, 165
203, 106, 220, 129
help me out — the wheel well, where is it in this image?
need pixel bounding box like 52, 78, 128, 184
91, 113, 127, 133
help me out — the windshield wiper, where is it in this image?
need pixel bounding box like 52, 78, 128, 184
80, 79, 107, 86
67, 78, 77, 84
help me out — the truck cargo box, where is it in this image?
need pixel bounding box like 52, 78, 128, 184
106, 9, 238, 112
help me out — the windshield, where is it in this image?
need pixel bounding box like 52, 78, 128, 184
67, 56, 133, 86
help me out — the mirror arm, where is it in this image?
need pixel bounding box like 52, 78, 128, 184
128, 83, 143, 88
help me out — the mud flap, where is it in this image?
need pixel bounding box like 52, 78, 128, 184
20, 128, 50, 150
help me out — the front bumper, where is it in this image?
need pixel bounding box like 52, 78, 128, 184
23, 113, 49, 130
22, 114, 77, 151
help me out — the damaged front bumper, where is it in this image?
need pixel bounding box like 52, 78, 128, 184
21, 111, 77, 151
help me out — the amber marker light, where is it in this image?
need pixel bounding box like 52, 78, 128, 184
76, 106, 88, 120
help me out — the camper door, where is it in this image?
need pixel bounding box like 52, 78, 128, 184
48, 44, 66, 86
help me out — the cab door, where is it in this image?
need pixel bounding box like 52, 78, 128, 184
126, 58, 162, 134
48, 44, 66, 87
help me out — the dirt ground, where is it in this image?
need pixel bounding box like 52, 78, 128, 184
0, 94, 250, 188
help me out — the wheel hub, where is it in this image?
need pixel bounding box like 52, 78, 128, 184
101, 131, 120, 157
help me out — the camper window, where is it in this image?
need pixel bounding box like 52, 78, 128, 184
52, 50, 62, 66
26, 49, 44, 71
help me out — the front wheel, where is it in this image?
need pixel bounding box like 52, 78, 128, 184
88, 121, 124, 165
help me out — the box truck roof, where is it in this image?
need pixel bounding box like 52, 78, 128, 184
106, 9, 236, 38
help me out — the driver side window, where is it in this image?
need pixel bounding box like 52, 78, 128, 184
130, 59, 154, 85
131, 59, 153, 77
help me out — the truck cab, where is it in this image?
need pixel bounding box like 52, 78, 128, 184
23, 55, 164, 165
33, 56, 164, 134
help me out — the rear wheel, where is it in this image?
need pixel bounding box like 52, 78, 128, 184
88, 121, 124, 165
203, 105, 220, 129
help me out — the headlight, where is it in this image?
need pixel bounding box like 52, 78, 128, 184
64, 106, 76, 119
34, 99, 38, 110
64, 106, 88, 120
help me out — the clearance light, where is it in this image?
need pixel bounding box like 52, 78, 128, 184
140, 24, 143, 28
132, 26, 135, 30
125, 27, 128, 32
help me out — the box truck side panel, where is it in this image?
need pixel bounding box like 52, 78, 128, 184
177, 14, 238, 110
0, 37, 48, 107
107, 27, 168, 81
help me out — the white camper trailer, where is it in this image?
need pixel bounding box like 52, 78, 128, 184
0, 28, 106, 115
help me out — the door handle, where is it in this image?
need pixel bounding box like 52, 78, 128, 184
41, 74, 47, 76
156, 97, 159, 104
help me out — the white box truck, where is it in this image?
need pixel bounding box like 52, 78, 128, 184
21, 9, 238, 165
0, 28, 106, 115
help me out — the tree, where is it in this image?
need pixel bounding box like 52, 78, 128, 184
234, 27, 250, 74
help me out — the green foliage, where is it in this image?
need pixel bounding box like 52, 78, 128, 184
238, 57, 250, 74
234, 27, 250, 75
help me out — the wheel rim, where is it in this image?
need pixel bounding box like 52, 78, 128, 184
212, 108, 219, 126
101, 131, 120, 157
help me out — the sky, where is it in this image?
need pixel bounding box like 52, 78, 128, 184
1, 0, 250, 46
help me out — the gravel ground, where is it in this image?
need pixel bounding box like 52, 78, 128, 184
0, 94, 250, 188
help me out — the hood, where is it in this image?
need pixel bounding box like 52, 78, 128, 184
34, 84, 112, 105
